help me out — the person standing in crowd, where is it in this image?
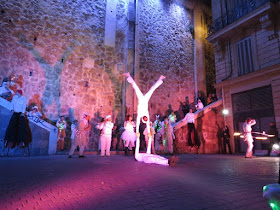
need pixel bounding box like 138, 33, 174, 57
267, 122, 279, 156
197, 92, 205, 106
121, 115, 137, 156
210, 93, 218, 103
160, 117, 175, 154
4, 90, 31, 150
207, 94, 212, 105
243, 117, 256, 158
97, 115, 114, 157
144, 122, 156, 154
56, 115, 67, 151
28, 105, 42, 118
196, 99, 204, 111
68, 115, 91, 158
0, 78, 14, 100
222, 125, 232, 154
70, 120, 78, 144
153, 115, 162, 152
184, 109, 200, 151
168, 111, 177, 126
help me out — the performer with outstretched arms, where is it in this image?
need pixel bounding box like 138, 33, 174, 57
123, 73, 178, 166
243, 117, 256, 158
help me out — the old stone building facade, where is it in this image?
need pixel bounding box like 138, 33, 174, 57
208, 0, 280, 152
0, 0, 213, 151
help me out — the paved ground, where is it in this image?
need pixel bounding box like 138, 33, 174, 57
0, 154, 278, 210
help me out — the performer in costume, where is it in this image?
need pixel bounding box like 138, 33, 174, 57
153, 115, 162, 152
56, 115, 67, 151
243, 117, 256, 158
96, 115, 114, 156
160, 117, 175, 154
4, 90, 31, 150
68, 115, 91, 158
168, 111, 177, 126
123, 73, 178, 166
144, 121, 156, 154
121, 115, 137, 155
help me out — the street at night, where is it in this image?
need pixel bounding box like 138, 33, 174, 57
0, 154, 277, 209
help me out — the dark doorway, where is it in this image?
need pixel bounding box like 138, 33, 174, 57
231, 85, 275, 153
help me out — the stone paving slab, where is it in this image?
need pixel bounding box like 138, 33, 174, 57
0, 154, 278, 209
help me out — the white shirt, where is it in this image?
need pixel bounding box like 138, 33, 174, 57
196, 102, 204, 110
71, 124, 76, 139
97, 121, 114, 135
184, 112, 195, 123
12, 95, 27, 113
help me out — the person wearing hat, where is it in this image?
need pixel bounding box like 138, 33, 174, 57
4, 89, 31, 150
68, 115, 91, 158
96, 115, 114, 156
56, 115, 67, 151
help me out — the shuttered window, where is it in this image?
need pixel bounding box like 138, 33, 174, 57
237, 37, 254, 76
232, 85, 273, 114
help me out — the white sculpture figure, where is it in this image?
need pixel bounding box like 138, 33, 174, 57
123, 73, 178, 166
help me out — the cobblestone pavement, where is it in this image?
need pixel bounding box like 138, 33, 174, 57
0, 154, 278, 210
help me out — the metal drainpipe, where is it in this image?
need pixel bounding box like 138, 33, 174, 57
222, 39, 233, 81
133, 0, 139, 116
193, 9, 198, 101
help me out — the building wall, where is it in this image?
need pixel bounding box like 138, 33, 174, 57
209, 1, 280, 151
0, 0, 213, 150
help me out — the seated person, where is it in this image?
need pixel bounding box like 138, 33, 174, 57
196, 99, 204, 110
0, 78, 14, 100
28, 106, 42, 118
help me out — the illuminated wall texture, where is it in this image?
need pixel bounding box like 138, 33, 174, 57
0, 0, 212, 122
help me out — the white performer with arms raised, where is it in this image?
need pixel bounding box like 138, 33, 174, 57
243, 117, 256, 158
123, 73, 178, 166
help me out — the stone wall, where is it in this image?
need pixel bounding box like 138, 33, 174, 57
137, 0, 195, 119
0, 0, 127, 122
0, 0, 213, 151
174, 102, 225, 154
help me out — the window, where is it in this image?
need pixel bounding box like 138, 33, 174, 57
237, 37, 254, 76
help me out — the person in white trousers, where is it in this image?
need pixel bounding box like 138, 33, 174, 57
97, 115, 114, 157
243, 117, 256, 158
123, 73, 178, 166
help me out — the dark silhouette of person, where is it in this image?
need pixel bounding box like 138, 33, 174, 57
222, 125, 232, 154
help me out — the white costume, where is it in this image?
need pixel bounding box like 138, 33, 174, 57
125, 74, 164, 154
196, 101, 204, 110
97, 116, 114, 156
71, 124, 76, 142
243, 119, 256, 158
121, 121, 137, 149
125, 74, 177, 166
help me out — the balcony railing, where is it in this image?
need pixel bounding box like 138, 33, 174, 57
212, 0, 278, 33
